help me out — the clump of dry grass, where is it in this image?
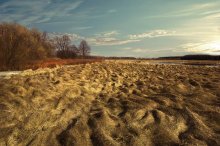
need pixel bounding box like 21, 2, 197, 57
23, 58, 103, 70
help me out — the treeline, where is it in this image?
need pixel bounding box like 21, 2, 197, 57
158, 55, 220, 60
54, 35, 90, 59
181, 55, 220, 60
0, 22, 91, 70
158, 56, 181, 60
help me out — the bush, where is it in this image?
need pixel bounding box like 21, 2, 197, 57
56, 49, 78, 59
0, 22, 54, 70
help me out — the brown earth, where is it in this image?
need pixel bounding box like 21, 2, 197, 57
0, 60, 219, 146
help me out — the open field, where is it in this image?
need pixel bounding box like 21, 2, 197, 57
0, 58, 103, 71
25, 58, 103, 70
146, 60, 220, 66
0, 60, 219, 146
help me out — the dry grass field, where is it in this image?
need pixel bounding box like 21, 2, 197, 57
0, 60, 219, 146
10, 58, 103, 71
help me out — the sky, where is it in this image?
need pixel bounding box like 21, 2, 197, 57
1, 0, 220, 57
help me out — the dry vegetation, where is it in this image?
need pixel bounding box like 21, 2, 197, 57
25, 58, 103, 70
0, 60, 219, 146
0, 23, 54, 70
0, 22, 93, 71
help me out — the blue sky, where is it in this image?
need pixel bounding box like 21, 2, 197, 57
1, 0, 220, 57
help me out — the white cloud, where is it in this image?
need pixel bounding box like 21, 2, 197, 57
151, 48, 177, 52
123, 47, 175, 54
88, 38, 140, 46
80, 30, 140, 46
129, 30, 176, 39
132, 48, 146, 53
96, 31, 119, 37
49, 32, 140, 46
204, 13, 220, 19
121, 47, 149, 53
180, 41, 220, 54
122, 47, 192, 57
104, 31, 119, 36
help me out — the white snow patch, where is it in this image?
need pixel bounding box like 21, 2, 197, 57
0, 71, 22, 79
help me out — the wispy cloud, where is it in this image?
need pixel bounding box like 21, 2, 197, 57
129, 30, 176, 39
49, 32, 85, 41
88, 38, 140, 46
49, 31, 140, 46
87, 30, 140, 46
204, 13, 220, 19
73, 26, 93, 30
96, 31, 119, 37
147, 2, 220, 18
180, 41, 220, 55
0, 0, 84, 25
107, 9, 117, 13
122, 47, 149, 53
60, 1, 83, 15
119, 47, 179, 58
201, 10, 220, 15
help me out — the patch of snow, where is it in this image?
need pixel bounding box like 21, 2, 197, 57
0, 71, 21, 76
0, 71, 21, 79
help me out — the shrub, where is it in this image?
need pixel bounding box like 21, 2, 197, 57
0, 22, 54, 70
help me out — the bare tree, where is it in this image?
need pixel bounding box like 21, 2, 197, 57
78, 40, 91, 58
54, 35, 71, 51
41, 31, 55, 57
54, 35, 78, 58
69, 44, 78, 58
